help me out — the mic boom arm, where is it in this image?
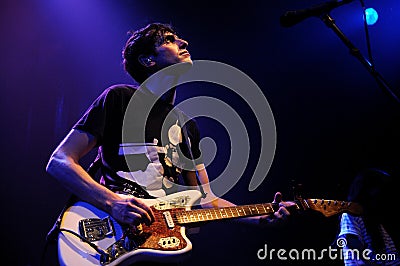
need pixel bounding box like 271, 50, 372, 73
320, 13, 400, 104
280, 0, 355, 28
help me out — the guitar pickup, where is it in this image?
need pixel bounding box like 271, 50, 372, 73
163, 211, 175, 229
79, 216, 115, 242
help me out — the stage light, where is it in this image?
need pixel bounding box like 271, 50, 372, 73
365, 7, 378, 26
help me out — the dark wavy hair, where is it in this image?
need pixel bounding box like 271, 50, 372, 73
122, 22, 176, 84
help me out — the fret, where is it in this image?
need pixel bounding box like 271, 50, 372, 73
261, 204, 268, 214
230, 207, 238, 218
236, 206, 246, 217
227, 207, 234, 218
219, 208, 228, 218
250, 205, 258, 215
206, 210, 214, 220
244, 206, 252, 215
238, 207, 246, 216
189, 213, 196, 222
212, 208, 219, 219
204, 210, 213, 220
231, 207, 239, 217
196, 209, 203, 222
238, 206, 247, 216
256, 204, 264, 214
203, 210, 211, 220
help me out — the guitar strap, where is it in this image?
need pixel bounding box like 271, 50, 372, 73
176, 109, 208, 199
100, 163, 156, 199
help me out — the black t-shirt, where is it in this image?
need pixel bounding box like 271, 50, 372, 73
73, 84, 202, 192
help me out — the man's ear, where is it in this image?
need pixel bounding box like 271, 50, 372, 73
138, 55, 155, 67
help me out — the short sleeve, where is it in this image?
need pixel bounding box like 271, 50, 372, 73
339, 213, 363, 240
73, 90, 109, 144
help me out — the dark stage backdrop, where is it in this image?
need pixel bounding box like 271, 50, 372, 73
1, 0, 400, 265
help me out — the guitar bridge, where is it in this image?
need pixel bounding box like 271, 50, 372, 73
79, 216, 115, 242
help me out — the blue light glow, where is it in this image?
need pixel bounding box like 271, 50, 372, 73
365, 7, 378, 25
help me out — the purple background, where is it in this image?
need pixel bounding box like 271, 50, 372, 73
1, 0, 400, 265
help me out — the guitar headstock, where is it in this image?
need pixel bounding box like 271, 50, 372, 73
298, 198, 363, 217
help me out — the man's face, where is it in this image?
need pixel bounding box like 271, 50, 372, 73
151, 32, 192, 69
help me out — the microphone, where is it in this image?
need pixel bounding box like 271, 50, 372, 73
280, 0, 355, 27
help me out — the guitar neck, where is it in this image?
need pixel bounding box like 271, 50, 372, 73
174, 197, 363, 224
175, 203, 280, 224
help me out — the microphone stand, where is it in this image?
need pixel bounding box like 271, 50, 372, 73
319, 13, 400, 105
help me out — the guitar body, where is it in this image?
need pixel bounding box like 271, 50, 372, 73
58, 190, 203, 266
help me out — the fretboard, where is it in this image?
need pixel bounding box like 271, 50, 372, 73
175, 203, 276, 224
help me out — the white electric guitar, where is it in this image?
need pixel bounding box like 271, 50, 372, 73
58, 190, 362, 266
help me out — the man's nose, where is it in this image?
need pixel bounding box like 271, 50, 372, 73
177, 38, 188, 49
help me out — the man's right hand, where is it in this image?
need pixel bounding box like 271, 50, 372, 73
111, 196, 155, 226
